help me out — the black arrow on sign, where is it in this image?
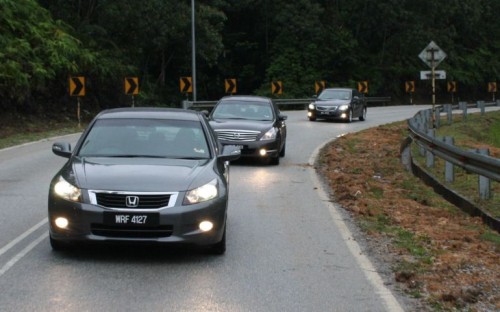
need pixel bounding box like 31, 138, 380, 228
181, 77, 192, 93
272, 81, 282, 94
225, 79, 236, 94
125, 77, 138, 95
70, 77, 85, 96
358, 81, 368, 93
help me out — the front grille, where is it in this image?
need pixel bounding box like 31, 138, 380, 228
95, 193, 172, 209
215, 129, 260, 142
91, 224, 173, 238
316, 106, 337, 112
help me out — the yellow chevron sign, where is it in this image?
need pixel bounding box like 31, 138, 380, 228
69, 76, 85, 96
405, 81, 415, 93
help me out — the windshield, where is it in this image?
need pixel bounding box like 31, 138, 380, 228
211, 100, 274, 121
78, 118, 210, 159
318, 89, 351, 101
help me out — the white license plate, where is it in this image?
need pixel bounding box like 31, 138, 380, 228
103, 212, 159, 226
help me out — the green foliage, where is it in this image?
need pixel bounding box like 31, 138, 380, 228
3, 0, 500, 113
0, 0, 94, 106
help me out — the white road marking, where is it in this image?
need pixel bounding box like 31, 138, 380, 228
0, 218, 48, 257
0, 231, 49, 277
309, 141, 405, 312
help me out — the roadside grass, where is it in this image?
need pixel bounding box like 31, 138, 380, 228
0, 118, 83, 150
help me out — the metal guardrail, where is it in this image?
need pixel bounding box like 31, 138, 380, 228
182, 96, 391, 110
407, 102, 500, 182
405, 101, 500, 231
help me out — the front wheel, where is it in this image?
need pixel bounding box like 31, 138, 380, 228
279, 142, 286, 157
359, 107, 367, 121
50, 236, 70, 251
209, 226, 226, 255
345, 109, 353, 123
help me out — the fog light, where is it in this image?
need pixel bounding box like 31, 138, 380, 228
341, 113, 347, 118
259, 148, 267, 156
307, 111, 312, 117
199, 221, 214, 232
55, 217, 69, 229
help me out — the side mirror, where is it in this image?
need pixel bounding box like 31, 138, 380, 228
201, 110, 210, 117
52, 142, 72, 158
218, 145, 241, 162
279, 114, 288, 121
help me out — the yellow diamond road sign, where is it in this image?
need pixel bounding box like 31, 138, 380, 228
69, 76, 85, 96
180, 77, 192, 93
124, 77, 139, 95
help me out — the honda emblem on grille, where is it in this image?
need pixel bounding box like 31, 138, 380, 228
232, 133, 240, 139
125, 196, 139, 207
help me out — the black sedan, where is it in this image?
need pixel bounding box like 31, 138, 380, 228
208, 95, 287, 165
308, 88, 367, 122
48, 108, 240, 254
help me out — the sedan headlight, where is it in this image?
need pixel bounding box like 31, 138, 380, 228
339, 104, 349, 111
184, 179, 218, 205
308, 103, 315, 110
260, 127, 277, 141
53, 176, 81, 202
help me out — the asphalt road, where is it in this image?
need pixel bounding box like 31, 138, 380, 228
0, 106, 430, 312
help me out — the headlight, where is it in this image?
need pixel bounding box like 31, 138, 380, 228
308, 103, 315, 110
53, 176, 81, 202
260, 127, 277, 141
339, 104, 349, 111
184, 179, 218, 205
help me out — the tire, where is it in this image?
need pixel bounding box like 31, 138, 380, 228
270, 155, 280, 165
279, 142, 286, 157
50, 236, 69, 251
359, 107, 367, 121
308, 116, 316, 121
346, 109, 353, 123
209, 226, 226, 255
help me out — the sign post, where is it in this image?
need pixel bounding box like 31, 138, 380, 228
405, 81, 415, 105
419, 41, 447, 128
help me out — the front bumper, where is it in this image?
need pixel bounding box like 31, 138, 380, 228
48, 193, 227, 246
308, 108, 349, 120
219, 139, 280, 158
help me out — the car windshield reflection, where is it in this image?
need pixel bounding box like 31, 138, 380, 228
318, 90, 351, 100
211, 101, 274, 121
78, 118, 210, 159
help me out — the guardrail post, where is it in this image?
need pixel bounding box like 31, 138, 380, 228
445, 104, 452, 125
477, 148, 491, 200
424, 109, 431, 130
459, 101, 468, 121
434, 107, 441, 128
426, 129, 435, 168
443, 136, 455, 182
477, 100, 485, 116
182, 100, 193, 109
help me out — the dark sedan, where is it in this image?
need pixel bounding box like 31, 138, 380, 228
48, 108, 240, 254
308, 88, 367, 122
208, 95, 287, 165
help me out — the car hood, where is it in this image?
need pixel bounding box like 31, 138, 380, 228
209, 119, 274, 132
314, 99, 351, 106
67, 157, 212, 192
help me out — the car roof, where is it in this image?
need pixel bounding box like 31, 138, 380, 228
218, 95, 272, 103
95, 107, 202, 121
322, 88, 354, 92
